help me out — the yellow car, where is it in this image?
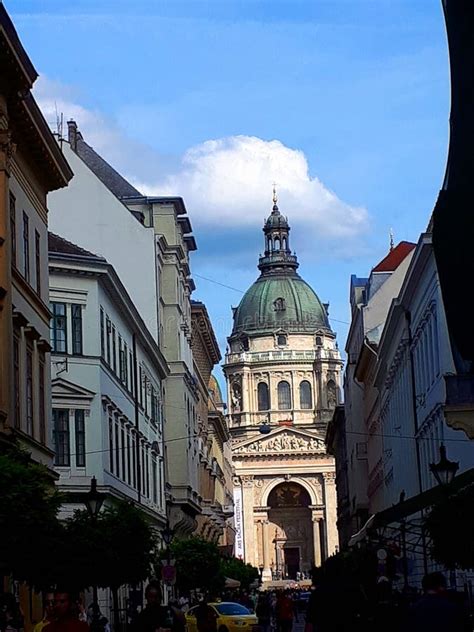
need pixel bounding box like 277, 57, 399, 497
185, 602, 258, 632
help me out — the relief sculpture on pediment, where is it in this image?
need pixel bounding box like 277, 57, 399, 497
233, 431, 326, 454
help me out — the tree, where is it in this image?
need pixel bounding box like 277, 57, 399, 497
424, 483, 474, 569
165, 537, 225, 595
0, 442, 63, 590
220, 558, 259, 591
64, 501, 156, 625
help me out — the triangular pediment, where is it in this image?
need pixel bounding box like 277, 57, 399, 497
52, 378, 96, 401
233, 426, 326, 456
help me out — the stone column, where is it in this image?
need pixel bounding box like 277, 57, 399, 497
241, 475, 256, 565
311, 511, 323, 567
323, 471, 339, 555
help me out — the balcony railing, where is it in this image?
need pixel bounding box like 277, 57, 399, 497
225, 349, 340, 364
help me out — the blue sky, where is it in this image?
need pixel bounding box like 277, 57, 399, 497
6, 0, 450, 384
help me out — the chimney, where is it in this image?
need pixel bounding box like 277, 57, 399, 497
67, 119, 78, 151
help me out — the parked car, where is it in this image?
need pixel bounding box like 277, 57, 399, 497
186, 602, 258, 632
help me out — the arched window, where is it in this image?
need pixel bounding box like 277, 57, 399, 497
274, 237, 281, 251
282, 237, 287, 250
278, 381, 292, 410
316, 336, 323, 346
258, 382, 270, 411
327, 379, 337, 408
300, 381, 312, 409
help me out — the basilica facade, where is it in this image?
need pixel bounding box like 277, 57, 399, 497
223, 193, 343, 582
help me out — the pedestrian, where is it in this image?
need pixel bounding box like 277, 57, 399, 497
87, 605, 109, 632
33, 592, 55, 632
0, 594, 23, 632
275, 591, 293, 632
46, 590, 89, 632
133, 582, 166, 632
256, 593, 272, 632
195, 599, 217, 632
405, 572, 469, 632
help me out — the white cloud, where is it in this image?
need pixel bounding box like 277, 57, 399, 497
35, 76, 368, 245
133, 135, 368, 239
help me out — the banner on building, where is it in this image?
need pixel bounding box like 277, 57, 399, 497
233, 487, 245, 559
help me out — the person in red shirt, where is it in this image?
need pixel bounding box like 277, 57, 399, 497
47, 590, 89, 632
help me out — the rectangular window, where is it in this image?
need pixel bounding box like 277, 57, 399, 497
145, 449, 150, 499
35, 230, 41, 296
121, 426, 126, 481
127, 432, 131, 485
144, 377, 148, 415
53, 409, 70, 466
139, 367, 143, 406
26, 343, 33, 436
123, 342, 128, 386
152, 457, 158, 504
10, 192, 16, 267
119, 336, 125, 382
51, 302, 67, 353
151, 388, 157, 424
129, 350, 134, 394
112, 326, 117, 373
75, 410, 86, 467
132, 433, 136, 488
22, 212, 30, 282
71, 304, 83, 355
39, 352, 46, 444
109, 415, 114, 474
13, 334, 20, 428
115, 420, 120, 478
106, 317, 111, 365
100, 309, 105, 359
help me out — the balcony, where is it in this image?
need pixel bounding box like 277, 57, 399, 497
444, 374, 474, 438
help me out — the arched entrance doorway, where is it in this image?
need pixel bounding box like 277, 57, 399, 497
268, 482, 313, 579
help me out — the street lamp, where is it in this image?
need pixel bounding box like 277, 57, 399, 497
161, 522, 175, 548
429, 444, 459, 486
83, 477, 104, 620
85, 477, 104, 519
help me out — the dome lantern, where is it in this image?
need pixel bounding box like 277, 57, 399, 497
259, 187, 298, 275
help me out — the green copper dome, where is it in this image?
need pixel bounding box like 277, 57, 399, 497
232, 274, 330, 335
231, 192, 331, 337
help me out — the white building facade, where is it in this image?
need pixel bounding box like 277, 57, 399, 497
49, 233, 168, 523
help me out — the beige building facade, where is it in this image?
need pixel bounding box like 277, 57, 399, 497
224, 193, 342, 581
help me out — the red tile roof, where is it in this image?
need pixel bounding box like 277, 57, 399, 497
372, 241, 416, 272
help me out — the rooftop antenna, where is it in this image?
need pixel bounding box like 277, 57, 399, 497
389, 228, 394, 251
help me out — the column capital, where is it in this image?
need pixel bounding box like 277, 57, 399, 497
241, 475, 254, 488
322, 471, 336, 483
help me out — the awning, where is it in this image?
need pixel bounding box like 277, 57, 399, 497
224, 577, 241, 588
348, 467, 474, 547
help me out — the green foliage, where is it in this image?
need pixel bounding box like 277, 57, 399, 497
62, 501, 156, 592
220, 557, 259, 591
424, 483, 474, 570
165, 537, 225, 594
0, 442, 63, 590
